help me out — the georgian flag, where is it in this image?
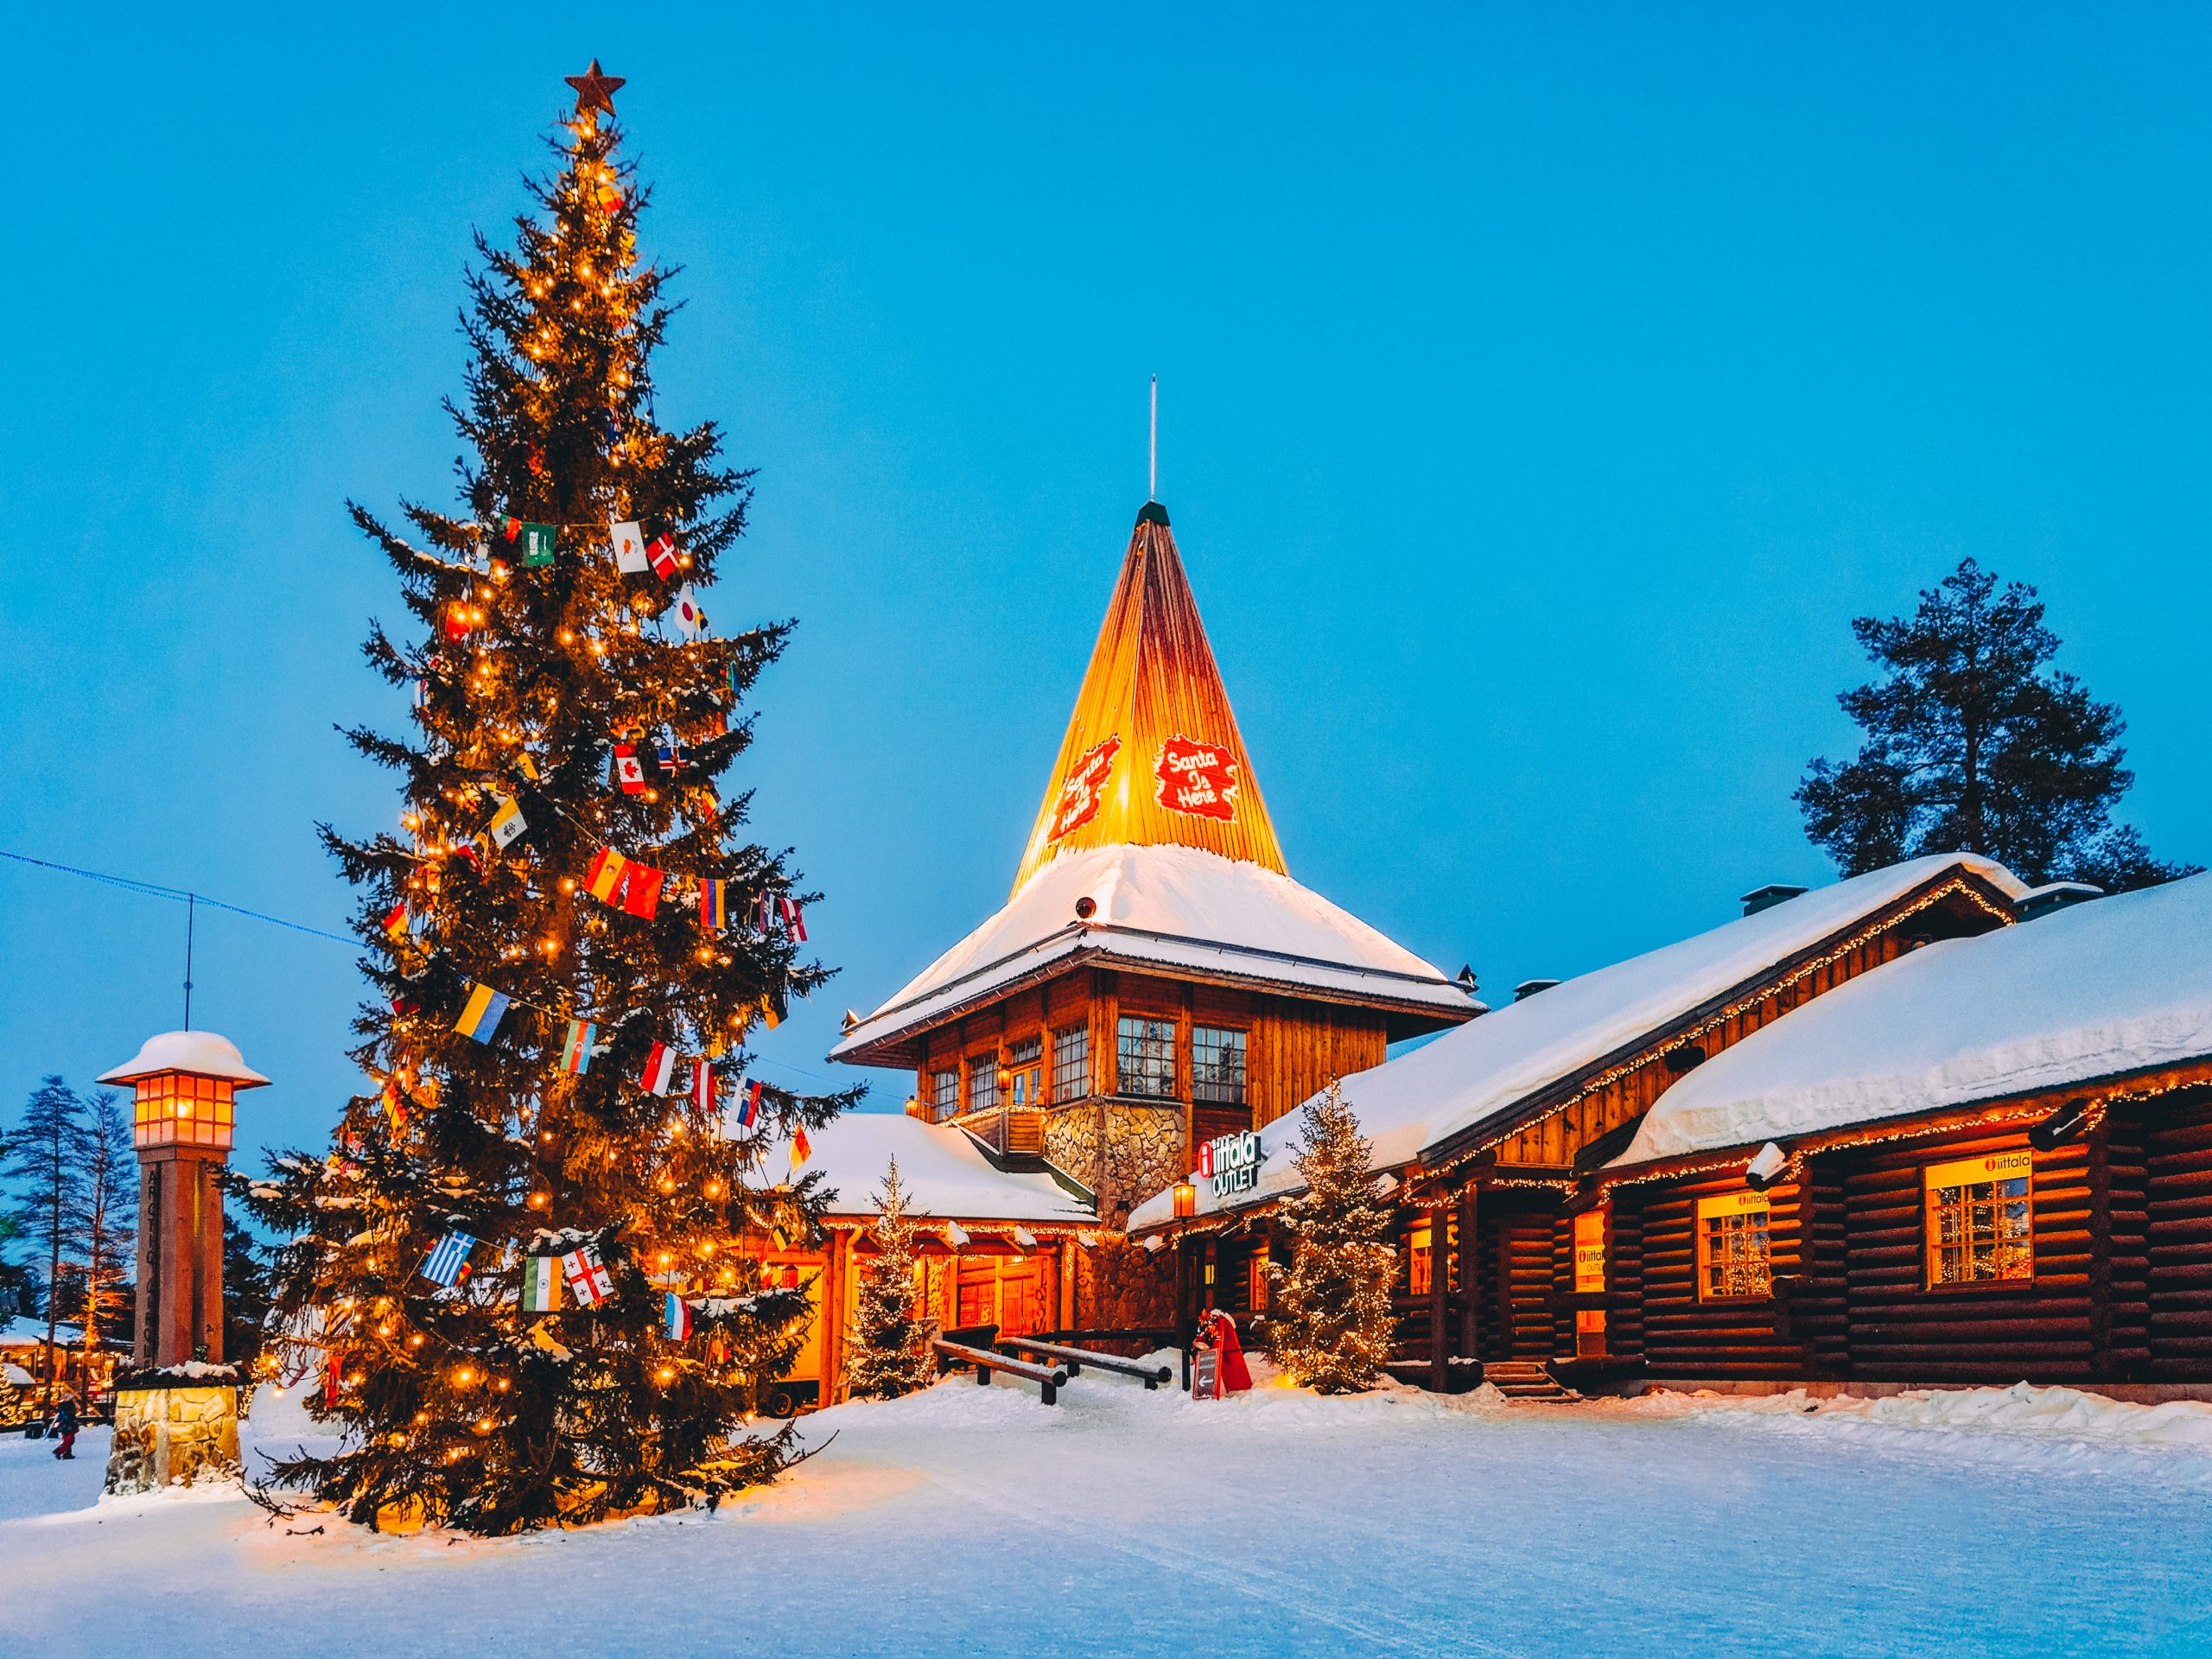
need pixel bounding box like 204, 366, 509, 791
645, 532, 679, 580
561, 1245, 613, 1307
419, 1230, 476, 1288
610, 518, 649, 574
692, 1058, 715, 1115
640, 1041, 677, 1096
667, 584, 709, 641
664, 1293, 692, 1341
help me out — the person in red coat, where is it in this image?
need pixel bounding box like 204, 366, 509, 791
1205, 1309, 1253, 1394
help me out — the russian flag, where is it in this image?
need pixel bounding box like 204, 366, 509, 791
640, 1041, 677, 1096
664, 1293, 692, 1341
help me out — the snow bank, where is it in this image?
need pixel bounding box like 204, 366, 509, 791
1619, 871, 2212, 1162
783, 1113, 1095, 1224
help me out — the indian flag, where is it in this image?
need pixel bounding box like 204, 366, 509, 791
521, 1255, 562, 1314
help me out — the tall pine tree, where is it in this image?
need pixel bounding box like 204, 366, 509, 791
238, 64, 856, 1534
842, 1160, 937, 1402
1797, 558, 2196, 891
3, 1078, 86, 1399
1266, 1085, 1395, 1395
69, 1089, 134, 1361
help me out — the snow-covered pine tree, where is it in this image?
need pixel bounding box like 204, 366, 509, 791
3, 1077, 86, 1401
234, 65, 858, 1535
843, 1159, 938, 1401
1267, 1084, 1395, 1395
69, 1089, 134, 1363
1796, 558, 2197, 891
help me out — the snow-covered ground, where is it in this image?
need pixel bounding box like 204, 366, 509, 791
7, 1370, 2212, 1656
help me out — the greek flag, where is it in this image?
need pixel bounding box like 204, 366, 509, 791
419, 1230, 476, 1288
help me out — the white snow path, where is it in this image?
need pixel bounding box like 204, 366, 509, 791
6, 1376, 2212, 1656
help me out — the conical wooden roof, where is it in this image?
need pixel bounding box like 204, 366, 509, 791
1010, 503, 1285, 894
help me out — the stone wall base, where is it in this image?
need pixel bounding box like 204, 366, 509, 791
105, 1384, 242, 1494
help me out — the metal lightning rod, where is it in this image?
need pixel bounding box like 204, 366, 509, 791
1148, 375, 1158, 502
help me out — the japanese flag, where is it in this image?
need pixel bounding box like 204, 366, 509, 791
609, 519, 649, 573
667, 584, 709, 641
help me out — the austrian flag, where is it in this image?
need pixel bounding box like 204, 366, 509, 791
692, 1059, 716, 1115
561, 1245, 614, 1307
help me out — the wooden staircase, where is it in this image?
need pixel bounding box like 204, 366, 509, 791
1481, 1360, 1578, 1402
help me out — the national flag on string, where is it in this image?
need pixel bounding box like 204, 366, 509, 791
620, 861, 664, 919
516, 750, 540, 783
757, 890, 775, 937
691, 1059, 715, 1115
779, 896, 808, 944
731, 1077, 763, 1130
758, 993, 783, 1033
497, 516, 558, 567
640, 1040, 678, 1095
645, 532, 679, 580
691, 787, 719, 827
559, 1019, 596, 1075
770, 1219, 791, 1251
561, 1245, 613, 1306
609, 518, 649, 573
585, 847, 629, 904
697, 878, 727, 931
613, 744, 646, 794
664, 1293, 692, 1341
521, 1255, 562, 1314
379, 1075, 410, 1133
419, 1231, 476, 1288
486, 796, 527, 850
655, 741, 687, 774
790, 1122, 812, 1173
454, 983, 510, 1044
383, 901, 410, 942
667, 585, 709, 641
602, 409, 622, 446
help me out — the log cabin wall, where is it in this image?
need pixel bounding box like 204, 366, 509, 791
1472, 1196, 1561, 1360
1614, 1173, 1808, 1379
2134, 1086, 2212, 1379
1832, 1126, 2094, 1383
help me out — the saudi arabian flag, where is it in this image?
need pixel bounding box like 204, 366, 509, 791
522, 1255, 563, 1314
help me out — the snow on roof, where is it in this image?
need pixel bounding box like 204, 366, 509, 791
791, 1112, 1096, 1225
97, 1029, 270, 1087
831, 842, 1476, 1064
1615, 870, 2212, 1166
1, 1316, 86, 1348
1128, 853, 2026, 1230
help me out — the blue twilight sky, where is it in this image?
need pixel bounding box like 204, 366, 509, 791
2, 3, 2207, 1167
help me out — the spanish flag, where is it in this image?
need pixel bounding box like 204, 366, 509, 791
697, 878, 727, 931
454, 982, 510, 1044
789, 1122, 812, 1173
585, 847, 628, 904
383, 901, 410, 942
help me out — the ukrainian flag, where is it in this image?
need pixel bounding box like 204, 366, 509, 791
454, 982, 510, 1044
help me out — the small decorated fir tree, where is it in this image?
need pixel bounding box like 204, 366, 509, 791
843, 1160, 938, 1401
235, 63, 857, 1534
1267, 1084, 1395, 1394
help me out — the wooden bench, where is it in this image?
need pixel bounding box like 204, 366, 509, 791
931, 1338, 1066, 1405
996, 1336, 1173, 1389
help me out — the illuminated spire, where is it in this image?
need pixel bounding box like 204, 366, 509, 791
1009, 504, 1286, 894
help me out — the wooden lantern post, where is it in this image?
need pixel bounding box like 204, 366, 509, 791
94, 1030, 268, 1492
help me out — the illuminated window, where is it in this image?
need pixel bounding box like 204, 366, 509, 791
1249, 1253, 1270, 1313
1006, 1034, 1042, 1109
132, 1072, 236, 1151
965, 1057, 999, 1116
1116, 1016, 1176, 1099
1925, 1151, 2033, 1287
1697, 1192, 1771, 1300
930, 1069, 958, 1122
1192, 1027, 1247, 1106
1051, 1026, 1089, 1102
1408, 1221, 1433, 1298
1573, 1210, 1606, 1294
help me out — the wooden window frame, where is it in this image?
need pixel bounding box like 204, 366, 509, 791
964, 1054, 1000, 1116
1050, 1024, 1090, 1103
930, 1068, 959, 1122
1695, 1192, 1773, 1304
1116, 1014, 1178, 1101
1922, 1151, 2035, 1292
1005, 1033, 1043, 1111
1191, 1025, 1249, 1107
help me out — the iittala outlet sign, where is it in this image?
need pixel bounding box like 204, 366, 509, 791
1198, 1129, 1264, 1198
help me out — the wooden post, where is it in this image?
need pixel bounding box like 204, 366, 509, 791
821, 1229, 844, 1404
2088, 1120, 2113, 1379
1428, 1203, 1450, 1392
1457, 1184, 1479, 1361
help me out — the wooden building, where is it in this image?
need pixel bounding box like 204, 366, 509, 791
830, 499, 1477, 1249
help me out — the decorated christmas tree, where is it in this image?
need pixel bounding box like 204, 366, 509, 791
1267, 1084, 1395, 1395
842, 1159, 938, 1401
237, 62, 857, 1534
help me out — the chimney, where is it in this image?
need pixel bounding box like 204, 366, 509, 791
2014, 881, 2103, 924
1739, 883, 1809, 918
1513, 978, 1560, 1001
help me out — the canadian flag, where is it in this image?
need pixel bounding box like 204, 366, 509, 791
613, 743, 646, 794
